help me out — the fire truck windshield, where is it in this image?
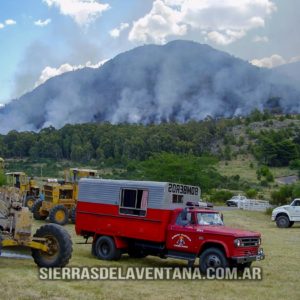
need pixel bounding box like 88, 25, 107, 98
197, 212, 223, 226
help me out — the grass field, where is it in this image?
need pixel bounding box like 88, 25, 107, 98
1, 209, 300, 300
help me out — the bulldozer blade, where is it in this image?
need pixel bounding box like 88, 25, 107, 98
0, 246, 32, 260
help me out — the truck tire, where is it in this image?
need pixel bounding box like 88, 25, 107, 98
32, 199, 47, 220
199, 247, 228, 274
276, 215, 290, 228
25, 196, 36, 211
93, 236, 121, 260
70, 206, 76, 224
32, 224, 73, 267
289, 221, 294, 228
49, 205, 69, 226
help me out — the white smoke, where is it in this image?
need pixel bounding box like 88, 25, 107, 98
0, 40, 300, 134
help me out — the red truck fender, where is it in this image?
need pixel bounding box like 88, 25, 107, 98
197, 240, 230, 258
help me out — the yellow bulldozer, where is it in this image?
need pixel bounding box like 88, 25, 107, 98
0, 187, 72, 267
32, 168, 97, 225
5, 172, 41, 210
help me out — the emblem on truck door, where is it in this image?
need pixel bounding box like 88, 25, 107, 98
172, 234, 192, 248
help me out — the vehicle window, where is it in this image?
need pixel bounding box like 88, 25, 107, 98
293, 200, 300, 206
197, 213, 223, 226
172, 194, 183, 204
176, 211, 192, 226
120, 189, 148, 216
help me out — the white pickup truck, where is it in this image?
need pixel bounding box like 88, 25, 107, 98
272, 199, 300, 228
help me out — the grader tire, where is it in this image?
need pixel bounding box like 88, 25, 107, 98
70, 206, 76, 224
32, 224, 73, 268
25, 196, 36, 211
32, 199, 47, 220
49, 205, 69, 226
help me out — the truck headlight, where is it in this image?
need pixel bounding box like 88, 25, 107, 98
234, 238, 241, 247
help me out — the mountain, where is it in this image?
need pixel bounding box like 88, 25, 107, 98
1, 40, 300, 133
274, 61, 300, 86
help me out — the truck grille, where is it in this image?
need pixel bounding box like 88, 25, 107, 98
240, 238, 260, 247
243, 249, 258, 256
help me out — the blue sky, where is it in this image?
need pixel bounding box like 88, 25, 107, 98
0, 0, 299, 105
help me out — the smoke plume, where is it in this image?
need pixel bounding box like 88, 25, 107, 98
1, 40, 300, 133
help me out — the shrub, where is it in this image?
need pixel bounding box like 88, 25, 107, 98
264, 207, 273, 216
0, 171, 6, 186
271, 185, 293, 205
289, 159, 300, 170
210, 190, 234, 203
245, 188, 258, 199
292, 184, 300, 199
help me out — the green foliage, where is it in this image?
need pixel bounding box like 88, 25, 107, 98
123, 153, 222, 193
210, 190, 234, 202
253, 130, 299, 167
0, 171, 6, 186
292, 184, 300, 198
0, 121, 230, 163
245, 188, 258, 198
271, 185, 294, 205
289, 159, 300, 169
256, 165, 274, 182
264, 207, 273, 216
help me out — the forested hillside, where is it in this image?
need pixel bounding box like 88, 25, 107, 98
1, 110, 300, 204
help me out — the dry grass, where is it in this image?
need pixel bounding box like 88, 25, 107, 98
217, 156, 295, 183
1, 210, 300, 300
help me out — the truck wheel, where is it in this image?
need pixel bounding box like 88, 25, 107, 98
276, 215, 290, 228
32, 224, 73, 268
32, 199, 47, 220
49, 205, 69, 226
289, 221, 294, 228
25, 196, 36, 211
199, 247, 228, 274
70, 206, 76, 224
94, 236, 121, 260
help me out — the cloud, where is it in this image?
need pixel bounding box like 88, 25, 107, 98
129, 0, 187, 44
250, 54, 300, 68
35, 59, 108, 87
109, 22, 129, 38
34, 18, 52, 27
129, 0, 276, 45
206, 30, 245, 46
5, 19, 16, 25
0, 19, 17, 29
290, 56, 300, 63
43, 0, 110, 26
253, 35, 269, 43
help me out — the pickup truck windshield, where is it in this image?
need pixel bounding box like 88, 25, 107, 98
197, 212, 223, 226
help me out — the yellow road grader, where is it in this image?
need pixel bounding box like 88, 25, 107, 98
32, 168, 97, 226
5, 172, 41, 210
0, 187, 72, 267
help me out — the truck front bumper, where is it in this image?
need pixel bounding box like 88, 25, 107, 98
232, 248, 265, 264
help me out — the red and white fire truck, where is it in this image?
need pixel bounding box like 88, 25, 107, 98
75, 179, 264, 272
